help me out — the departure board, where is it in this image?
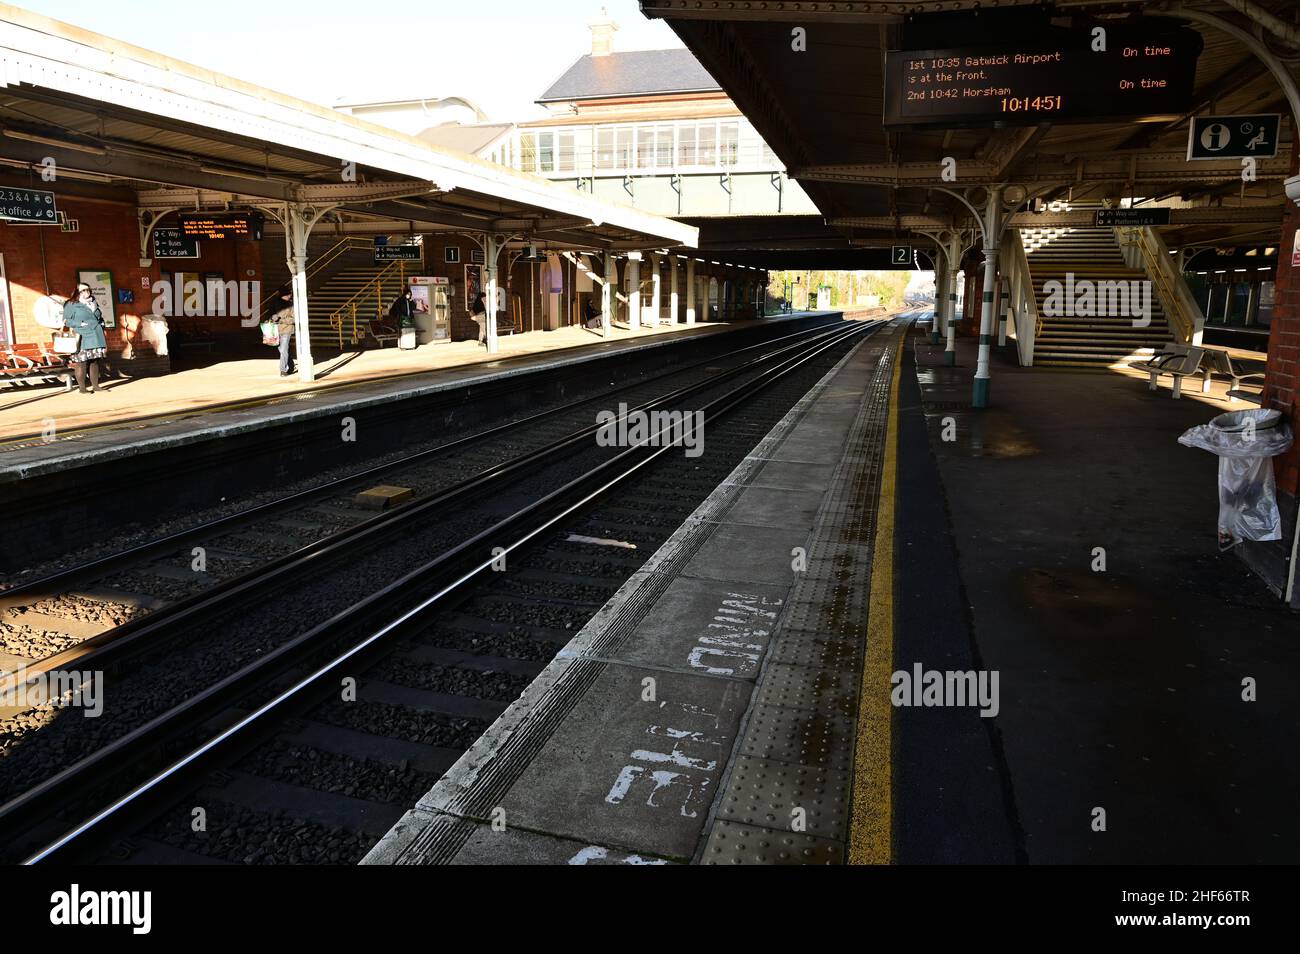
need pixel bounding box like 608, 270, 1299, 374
884, 27, 1201, 128
178, 212, 264, 240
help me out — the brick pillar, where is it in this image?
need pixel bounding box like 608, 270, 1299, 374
1264, 148, 1300, 497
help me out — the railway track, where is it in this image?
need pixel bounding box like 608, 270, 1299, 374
0, 320, 843, 679
0, 317, 887, 864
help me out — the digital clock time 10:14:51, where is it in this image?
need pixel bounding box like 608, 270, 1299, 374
1000, 95, 1063, 112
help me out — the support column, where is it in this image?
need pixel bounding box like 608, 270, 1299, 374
973, 188, 1002, 408
668, 254, 679, 324
944, 234, 962, 367
283, 202, 335, 384
931, 256, 946, 345
649, 253, 662, 327
685, 258, 697, 324
484, 234, 501, 355
602, 252, 614, 338
627, 253, 642, 332
998, 277, 1011, 348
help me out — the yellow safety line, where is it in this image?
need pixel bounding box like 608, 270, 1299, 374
849, 326, 903, 865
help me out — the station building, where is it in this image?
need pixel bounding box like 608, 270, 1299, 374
0, 4, 783, 386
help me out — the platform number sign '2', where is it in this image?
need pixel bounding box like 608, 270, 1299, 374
892, 246, 913, 266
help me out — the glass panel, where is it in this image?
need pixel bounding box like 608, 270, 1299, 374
698, 124, 717, 165
656, 126, 673, 167
720, 122, 739, 166
520, 134, 537, 174
678, 125, 697, 166
616, 129, 633, 169
539, 132, 554, 173
596, 128, 616, 170
1257, 281, 1275, 327
636, 127, 655, 169
558, 132, 576, 172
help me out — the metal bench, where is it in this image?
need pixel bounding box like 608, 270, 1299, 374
1201, 348, 1266, 403
1134, 344, 1210, 399
2, 343, 70, 387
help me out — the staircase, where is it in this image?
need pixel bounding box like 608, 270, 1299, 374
1022, 222, 1175, 368
306, 265, 408, 350
260, 237, 408, 351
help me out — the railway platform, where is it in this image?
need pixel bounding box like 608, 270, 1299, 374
1, 313, 847, 572
363, 319, 1298, 866
1, 315, 838, 475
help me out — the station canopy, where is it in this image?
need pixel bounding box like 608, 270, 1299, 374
0, 4, 698, 255
642, 0, 1296, 264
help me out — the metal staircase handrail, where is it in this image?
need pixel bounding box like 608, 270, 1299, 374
328, 261, 408, 348
1002, 228, 1039, 367
258, 237, 374, 316
1115, 226, 1204, 345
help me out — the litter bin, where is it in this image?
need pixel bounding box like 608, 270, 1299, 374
1179, 409, 1294, 549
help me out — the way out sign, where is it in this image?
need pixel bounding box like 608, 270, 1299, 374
1187, 114, 1280, 160
891, 245, 913, 266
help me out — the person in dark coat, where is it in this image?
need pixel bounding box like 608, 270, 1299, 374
61, 283, 108, 394
388, 289, 418, 329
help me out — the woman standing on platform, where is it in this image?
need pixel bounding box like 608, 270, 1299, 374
61, 283, 108, 395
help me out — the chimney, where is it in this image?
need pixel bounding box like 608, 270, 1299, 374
589, 7, 619, 57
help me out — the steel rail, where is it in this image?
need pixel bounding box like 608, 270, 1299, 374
16, 318, 882, 864
2, 318, 840, 606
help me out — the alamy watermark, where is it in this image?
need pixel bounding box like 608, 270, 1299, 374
151, 275, 263, 327
596, 403, 705, 458
0, 666, 103, 717
1042, 272, 1152, 328
891, 663, 1000, 718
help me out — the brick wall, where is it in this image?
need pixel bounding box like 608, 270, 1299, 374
1, 193, 168, 374
1263, 148, 1300, 497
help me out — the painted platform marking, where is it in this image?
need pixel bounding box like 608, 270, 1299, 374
604, 700, 725, 819
568, 846, 670, 866
686, 591, 783, 677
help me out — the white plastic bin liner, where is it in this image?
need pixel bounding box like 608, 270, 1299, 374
1179, 409, 1293, 546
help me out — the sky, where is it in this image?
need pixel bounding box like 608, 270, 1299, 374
15, 0, 681, 121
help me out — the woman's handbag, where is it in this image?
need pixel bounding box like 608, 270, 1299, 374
51, 330, 81, 355
259, 320, 280, 347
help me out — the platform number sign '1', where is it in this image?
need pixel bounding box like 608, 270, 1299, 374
892, 246, 913, 267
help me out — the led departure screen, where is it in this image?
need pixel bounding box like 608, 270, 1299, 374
884, 26, 1201, 129
178, 212, 264, 240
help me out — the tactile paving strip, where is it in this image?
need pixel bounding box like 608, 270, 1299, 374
754, 662, 858, 717
700, 321, 904, 863
701, 820, 844, 865
740, 703, 856, 773
715, 755, 852, 840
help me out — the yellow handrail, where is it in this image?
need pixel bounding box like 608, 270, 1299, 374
1118, 226, 1200, 343
328, 261, 407, 346
259, 237, 372, 316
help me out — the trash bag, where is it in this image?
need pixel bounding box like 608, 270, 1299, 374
1179, 409, 1294, 548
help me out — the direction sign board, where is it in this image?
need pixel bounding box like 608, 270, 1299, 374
374, 244, 422, 264
152, 228, 200, 258
0, 187, 58, 224
1187, 114, 1280, 160
1095, 208, 1171, 227
891, 245, 913, 266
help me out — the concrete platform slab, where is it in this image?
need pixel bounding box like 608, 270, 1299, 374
361, 316, 912, 865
